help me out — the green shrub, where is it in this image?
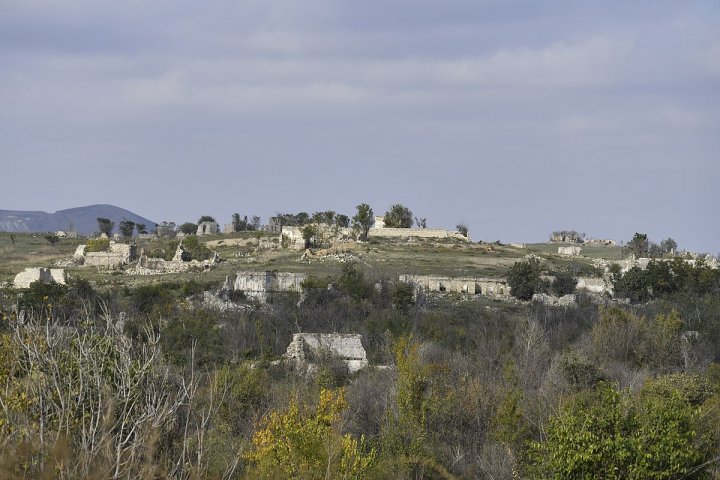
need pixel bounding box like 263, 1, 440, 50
391, 282, 415, 310
529, 382, 716, 479
508, 257, 542, 300
337, 263, 374, 301
552, 273, 578, 296
181, 235, 214, 261
85, 238, 110, 252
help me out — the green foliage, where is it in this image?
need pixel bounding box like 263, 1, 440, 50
180, 235, 214, 261
337, 263, 374, 301
529, 382, 715, 479
44, 234, 59, 246
559, 351, 607, 390
382, 337, 432, 456
628, 232, 649, 257
456, 222, 468, 237
352, 204, 374, 241
155, 221, 176, 237
335, 214, 350, 228
85, 237, 110, 252
119, 218, 135, 238
17, 281, 71, 312
508, 257, 542, 300
197, 215, 216, 223
135, 223, 147, 234
614, 259, 720, 303
231, 213, 258, 231
161, 308, 227, 367
391, 282, 415, 310
552, 272, 578, 296
491, 388, 531, 451
301, 224, 319, 248
311, 210, 336, 225
179, 222, 197, 235
301, 275, 330, 291
591, 308, 684, 371
383, 204, 413, 228
125, 283, 175, 316
96, 217, 114, 236
660, 237, 678, 255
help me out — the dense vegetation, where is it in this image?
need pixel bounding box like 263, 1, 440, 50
1, 258, 720, 478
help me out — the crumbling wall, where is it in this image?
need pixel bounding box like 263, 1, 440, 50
576, 277, 610, 294
78, 242, 137, 267
369, 228, 468, 241
558, 246, 582, 256
130, 244, 219, 275
232, 271, 307, 302
281, 226, 354, 250
399, 274, 510, 298
13, 268, 66, 288
284, 333, 369, 373
197, 221, 219, 236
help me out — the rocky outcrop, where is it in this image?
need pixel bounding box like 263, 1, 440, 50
532, 293, 576, 306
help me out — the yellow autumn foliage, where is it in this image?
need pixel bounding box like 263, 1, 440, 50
246, 388, 375, 479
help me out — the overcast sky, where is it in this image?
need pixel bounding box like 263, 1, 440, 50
1, 0, 718, 252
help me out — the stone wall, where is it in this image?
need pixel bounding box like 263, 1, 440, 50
399, 274, 510, 298
197, 221, 219, 235
75, 242, 137, 267
558, 246, 582, 256
284, 333, 369, 373
369, 227, 468, 241
13, 267, 66, 288
576, 277, 610, 294
281, 226, 354, 250
231, 270, 307, 302
79, 242, 137, 268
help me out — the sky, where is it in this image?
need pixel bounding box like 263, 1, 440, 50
1, 0, 718, 252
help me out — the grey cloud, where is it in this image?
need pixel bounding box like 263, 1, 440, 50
0, 0, 718, 252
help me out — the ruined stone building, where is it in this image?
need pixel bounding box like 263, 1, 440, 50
283, 333, 369, 373
558, 246, 582, 256
13, 268, 66, 288
196, 221, 219, 236
74, 242, 137, 268
550, 231, 584, 243
229, 271, 307, 302
399, 274, 510, 298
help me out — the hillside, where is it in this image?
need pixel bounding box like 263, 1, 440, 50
0, 204, 156, 235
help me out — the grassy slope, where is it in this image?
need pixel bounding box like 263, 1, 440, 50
1, 231, 622, 288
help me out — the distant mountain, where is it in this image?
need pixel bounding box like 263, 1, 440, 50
0, 204, 157, 235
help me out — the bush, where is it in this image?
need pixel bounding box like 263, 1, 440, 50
180, 235, 214, 261
391, 282, 415, 310
383, 204, 413, 228
529, 382, 716, 479
85, 238, 110, 252
337, 263, 374, 301
508, 257, 542, 300
551, 273, 577, 296
179, 222, 197, 235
